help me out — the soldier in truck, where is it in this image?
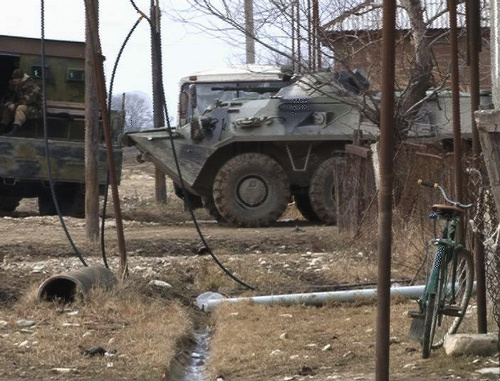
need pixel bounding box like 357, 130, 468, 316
0, 69, 42, 136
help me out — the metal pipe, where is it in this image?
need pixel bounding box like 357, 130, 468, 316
377, 0, 397, 379
466, 0, 488, 334
198, 285, 426, 311
37, 266, 116, 303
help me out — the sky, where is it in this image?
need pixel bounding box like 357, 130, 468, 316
0, 0, 240, 120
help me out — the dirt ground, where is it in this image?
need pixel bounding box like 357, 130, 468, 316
0, 147, 498, 380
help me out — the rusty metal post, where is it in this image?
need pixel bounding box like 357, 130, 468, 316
466, 0, 488, 333
376, 1, 397, 380
295, 0, 302, 73
313, 0, 321, 69
448, 0, 464, 203
84, 0, 128, 279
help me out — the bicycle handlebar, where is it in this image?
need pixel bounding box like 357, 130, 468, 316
418, 179, 473, 209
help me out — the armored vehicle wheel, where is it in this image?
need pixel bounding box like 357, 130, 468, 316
213, 153, 290, 227
0, 196, 22, 213
309, 157, 338, 225
293, 193, 320, 222
202, 195, 226, 223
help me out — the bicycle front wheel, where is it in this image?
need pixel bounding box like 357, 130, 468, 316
431, 250, 474, 349
422, 293, 436, 359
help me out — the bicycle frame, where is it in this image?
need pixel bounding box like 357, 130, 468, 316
420, 212, 464, 307
410, 180, 474, 359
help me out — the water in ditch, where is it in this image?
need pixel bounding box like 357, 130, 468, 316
183, 327, 211, 381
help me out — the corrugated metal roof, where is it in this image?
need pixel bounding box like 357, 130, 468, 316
323, 0, 490, 32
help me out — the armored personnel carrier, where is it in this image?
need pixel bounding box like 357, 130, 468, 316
124, 70, 377, 227
124, 63, 488, 227
0, 35, 123, 217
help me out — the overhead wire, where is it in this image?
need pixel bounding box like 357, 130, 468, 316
40, 0, 88, 267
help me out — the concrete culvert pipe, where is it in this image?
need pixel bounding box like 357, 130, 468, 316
37, 266, 116, 303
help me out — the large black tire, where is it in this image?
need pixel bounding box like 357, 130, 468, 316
309, 157, 338, 225
213, 153, 290, 227
202, 195, 226, 223
0, 196, 22, 213
422, 293, 436, 359
293, 192, 320, 222
431, 250, 474, 349
38, 193, 57, 216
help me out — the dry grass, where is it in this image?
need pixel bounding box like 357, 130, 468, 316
0, 279, 193, 380
207, 301, 498, 381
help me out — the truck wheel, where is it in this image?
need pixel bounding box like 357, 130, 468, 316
38, 193, 57, 216
202, 195, 226, 223
309, 157, 338, 225
0, 196, 22, 213
38, 188, 85, 218
213, 153, 290, 227
293, 192, 320, 222
62, 188, 85, 218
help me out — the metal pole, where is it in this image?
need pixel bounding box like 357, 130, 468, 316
313, 0, 321, 69
291, 1, 296, 70
466, 0, 488, 333
244, 0, 255, 64
448, 0, 464, 204
296, 0, 301, 72
84, 0, 128, 279
307, 0, 312, 70
150, 0, 167, 203
376, 0, 397, 380
199, 285, 428, 311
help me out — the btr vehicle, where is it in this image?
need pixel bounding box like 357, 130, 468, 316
124, 69, 373, 227
124, 62, 485, 228
0, 35, 123, 217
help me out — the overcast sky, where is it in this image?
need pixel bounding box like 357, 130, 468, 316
0, 0, 239, 118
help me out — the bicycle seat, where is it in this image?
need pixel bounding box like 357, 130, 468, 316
431, 204, 464, 218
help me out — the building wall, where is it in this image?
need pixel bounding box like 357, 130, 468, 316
328, 30, 491, 93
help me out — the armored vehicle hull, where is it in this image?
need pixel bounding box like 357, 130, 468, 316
125, 72, 372, 227
124, 71, 486, 227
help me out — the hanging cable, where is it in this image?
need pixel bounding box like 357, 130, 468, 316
130, 1, 255, 290
99, 16, 145, 270
40, 0, 87, 266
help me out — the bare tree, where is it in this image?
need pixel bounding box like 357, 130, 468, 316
112, 92, 153, 132
167, 0, 490, 142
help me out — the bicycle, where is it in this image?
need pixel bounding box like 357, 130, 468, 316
409, 179, 475, 359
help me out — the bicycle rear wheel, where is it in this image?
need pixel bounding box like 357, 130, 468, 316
431, 250, 474, 349
422, 293, 436, 359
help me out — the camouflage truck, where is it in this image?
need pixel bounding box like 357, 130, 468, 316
0, 35, 123, 217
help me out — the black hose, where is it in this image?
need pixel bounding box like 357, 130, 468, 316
40, 0, 87, 266
131, 1, 255, 290
99, 16, 145, 270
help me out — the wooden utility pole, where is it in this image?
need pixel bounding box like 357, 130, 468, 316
84, 0, 128, 278
150, 0, 167, 203
85, 0, 100, 240
244, 0, 255, 64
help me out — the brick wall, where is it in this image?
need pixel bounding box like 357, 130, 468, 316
327, 29, 491, 92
